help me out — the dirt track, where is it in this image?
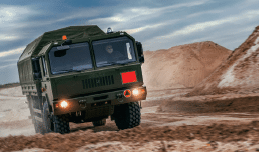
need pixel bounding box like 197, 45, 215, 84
1, 87, 259, 151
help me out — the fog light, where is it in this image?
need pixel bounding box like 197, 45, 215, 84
60, 100, 68, 108
132, 89, 139, 96
124, 89, 131, 98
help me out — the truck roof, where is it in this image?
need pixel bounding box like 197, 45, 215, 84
18, 25, 105, 63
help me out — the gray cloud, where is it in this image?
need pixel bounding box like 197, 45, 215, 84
0, 47, 25, 58
155, 10, 259, 39
0, 63, 17, 69
88, 0, 210, 30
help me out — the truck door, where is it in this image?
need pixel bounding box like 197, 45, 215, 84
39, 56, 50, 97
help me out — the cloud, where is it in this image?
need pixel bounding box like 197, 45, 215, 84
186, 10, 224, 18
0, 4, 40, 43
0, 47, 25, 58
88, 7, 151, 24
1, 58, 19, 62
0, 5, 33, 23
89, 0, 209, 26
245, 10, 259, 19
162, 20, 227, 38
155, 10, 259, 39
0, 35, 19, 41
0, 4, 64, 31
125, 23, 163, 34
157, 0, 210, 10
55, 7, 106, 23
0, 63, 17, 69
124, 21, 177, 34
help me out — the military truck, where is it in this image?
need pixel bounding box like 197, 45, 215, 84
18, 25, 146, 134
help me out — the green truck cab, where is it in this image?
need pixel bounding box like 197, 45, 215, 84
17, 25, 147, 134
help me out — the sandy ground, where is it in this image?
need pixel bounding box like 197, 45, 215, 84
0, 87, 35, 137
1, 86, 259, 152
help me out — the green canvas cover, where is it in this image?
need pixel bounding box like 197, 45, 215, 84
18, 25, 105, 62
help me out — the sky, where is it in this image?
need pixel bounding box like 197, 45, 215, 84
0, 0, 259, 84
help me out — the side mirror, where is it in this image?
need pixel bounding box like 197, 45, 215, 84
139, 55, 144, 63
136, 41, 144, 63
136, 41, 143, 57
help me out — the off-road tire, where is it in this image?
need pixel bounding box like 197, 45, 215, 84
92, 119, 106, 127
43, 102, 70, 134
114, 102, 141, 130
27, 97, 46, 134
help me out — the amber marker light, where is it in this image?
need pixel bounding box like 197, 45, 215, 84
62, 35, 67, 40
141, 88, 146, 94
124, 90, 131, 98
60, 100, 68, 108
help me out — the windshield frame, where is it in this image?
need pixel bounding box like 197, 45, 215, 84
46, 34, 138, 76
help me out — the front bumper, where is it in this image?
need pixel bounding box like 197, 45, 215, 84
53, 86, 147, 115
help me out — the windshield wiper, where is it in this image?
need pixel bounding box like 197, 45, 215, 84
97, 61, 129, 67
116, 60, 130, 64
98, 61, 117, 66
53, 69, 82, 74
97, 62, 115, 67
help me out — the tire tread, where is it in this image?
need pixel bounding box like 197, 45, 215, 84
114, 102, 141, 130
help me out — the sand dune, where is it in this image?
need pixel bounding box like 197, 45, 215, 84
142, 41, 232, 90
188, 26, 259, 96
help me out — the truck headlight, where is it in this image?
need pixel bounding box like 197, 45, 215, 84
132, 88, 146, 98
60, 100, 68, 108
132, 89, 139, 96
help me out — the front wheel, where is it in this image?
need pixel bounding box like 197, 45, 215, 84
43, 102, 70, 134
114, 102, 141, 130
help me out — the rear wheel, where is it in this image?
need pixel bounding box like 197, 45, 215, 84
114, 102, 141, 130
92, 119, 106, 127
43, 102, 70, 134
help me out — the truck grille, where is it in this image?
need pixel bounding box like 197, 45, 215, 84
82, 75, 114, 89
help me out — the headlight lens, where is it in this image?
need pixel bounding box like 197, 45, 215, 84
60, 100, 68, 108
132, 89, 139, 96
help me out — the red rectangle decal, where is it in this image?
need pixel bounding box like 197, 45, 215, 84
121, 71, 137, 84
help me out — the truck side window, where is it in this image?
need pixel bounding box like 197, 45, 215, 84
42, 56, 48, 76
32, 58, 42, 79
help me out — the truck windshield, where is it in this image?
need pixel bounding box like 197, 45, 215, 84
92, 36, 136, 67
48, 42, 93, 75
